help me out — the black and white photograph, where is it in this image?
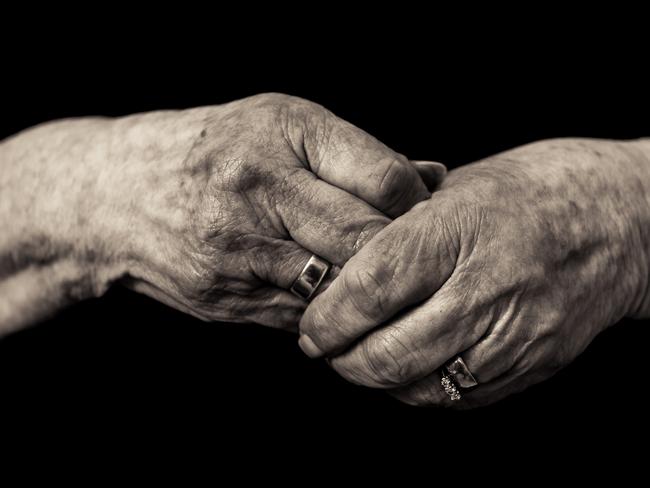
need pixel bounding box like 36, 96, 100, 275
1, 20, 647, 471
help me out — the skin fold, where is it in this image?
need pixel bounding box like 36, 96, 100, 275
299, 138, 650, 408
0, 93, 443, 335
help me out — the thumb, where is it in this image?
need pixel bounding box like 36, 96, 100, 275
301, 110, 430, 217
298, 194, 461, 358
411, 160, 447, 191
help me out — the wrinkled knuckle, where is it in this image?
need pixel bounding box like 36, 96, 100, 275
360, 336, 412, 387
351, 219, 389, 254
241, 93, 291, 125
263, 94, 331, 164
300, 301, 327, 338
342, 265, 388, 322
246, 93, 317, 135
262, 92, 323, 121
301, 301, 346, 350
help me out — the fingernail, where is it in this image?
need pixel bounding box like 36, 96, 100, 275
298, 335, 324, 358
414, 160, 447, 177
412, 161, 447, 191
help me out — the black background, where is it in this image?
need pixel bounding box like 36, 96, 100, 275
1, 24, 648, 471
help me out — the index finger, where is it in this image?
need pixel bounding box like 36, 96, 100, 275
297, 107, 432, 218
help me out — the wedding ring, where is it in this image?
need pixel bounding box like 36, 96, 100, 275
290, 255, 331, 301
440, 356, 478, 401
444, 356, 478, 389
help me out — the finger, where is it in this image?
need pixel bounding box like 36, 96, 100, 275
345, 285, 540, 389
237, 235, 340, 298
274, 168, 391, 267
298, 197, 460, 358
412, 160, 447, 191
302, 113, 431, 217
326, 279, 494, 388
325, 268, 527, 388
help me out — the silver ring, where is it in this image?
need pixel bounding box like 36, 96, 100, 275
444, 356, 478, 389
290, 255, 330, 301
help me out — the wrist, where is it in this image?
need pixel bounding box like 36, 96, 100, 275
496, 138, 650, 324
95, 107, 216, 292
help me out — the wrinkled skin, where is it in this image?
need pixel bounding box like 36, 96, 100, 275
0, 93, 444, 333
299, 138, 650, 408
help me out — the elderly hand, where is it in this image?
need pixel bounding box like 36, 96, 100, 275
299, 138, 650, 408
0, 93, 444, 332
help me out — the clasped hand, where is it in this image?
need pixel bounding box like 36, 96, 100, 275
2, 94, 648, 408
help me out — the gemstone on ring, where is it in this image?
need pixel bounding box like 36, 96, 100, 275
441, 373, 462, 401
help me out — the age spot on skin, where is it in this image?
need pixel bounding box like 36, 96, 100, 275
186, 155, 213, 181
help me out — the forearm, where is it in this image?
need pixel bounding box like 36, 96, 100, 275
0, 118, 124, 334
0, 107, 217, 335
